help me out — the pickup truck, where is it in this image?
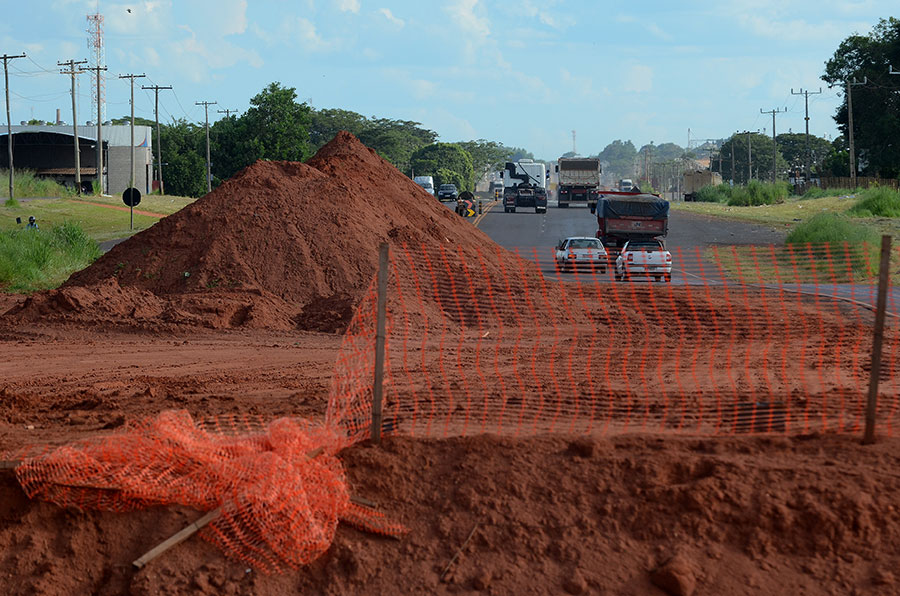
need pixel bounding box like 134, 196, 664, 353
615, 238, 672, 282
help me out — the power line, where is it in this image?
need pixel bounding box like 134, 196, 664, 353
196, 100, 216, 193
142, 84, 172, 194
760, 106, 787, 184
790, 87, 823, 184
2, 52, 27, 201
59, 58, 88, 194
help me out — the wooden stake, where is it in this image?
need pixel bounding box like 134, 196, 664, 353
133, 508, 220, 569
864, 235, 892, 444
372, 242, 389, 444
440, 523, 478, 582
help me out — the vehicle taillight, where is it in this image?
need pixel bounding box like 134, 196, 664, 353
666, 253, 672, 262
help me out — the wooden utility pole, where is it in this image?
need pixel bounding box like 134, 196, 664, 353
85, 64, 107, 194
371, 242, 389, 444
217, 108, 238, 118
59, 59, 88, 195
846, 77, 866, 189
2, 52, 26, 202
730, 136, 735, 183
791, 88, 823, 185
119, 73, 146, 192
864, 235, 892, 444
196, 100, 216, 193
142, 84, 172, 194
760, 107, 786, 184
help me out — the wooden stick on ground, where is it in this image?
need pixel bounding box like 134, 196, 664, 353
440, 523, 479, 582
133, 509, 221, 569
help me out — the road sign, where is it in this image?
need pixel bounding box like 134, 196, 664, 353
123, 187, 142, 207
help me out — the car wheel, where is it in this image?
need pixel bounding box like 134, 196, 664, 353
665, 274, 672, 283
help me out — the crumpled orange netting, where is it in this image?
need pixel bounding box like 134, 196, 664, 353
13, 410, 406, 573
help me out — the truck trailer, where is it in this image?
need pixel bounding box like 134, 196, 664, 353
595, 191, 670, 250
556, 157, 602, 211
682, 170, 723, 201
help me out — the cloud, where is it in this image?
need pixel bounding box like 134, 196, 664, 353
337, 0, 360, 13
252, 17, 342, 52
446, 0, 490, 38
379, 8, 405, 28
624, 64, 653, 93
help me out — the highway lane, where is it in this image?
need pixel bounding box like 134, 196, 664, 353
474, 200, 900, 314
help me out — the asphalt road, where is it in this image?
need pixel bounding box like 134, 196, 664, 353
473, 198, 899, 315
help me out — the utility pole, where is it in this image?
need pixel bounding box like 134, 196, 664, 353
217, 108, 238, 118
846, 77, 866, 188
59, 59, 88, 195
791, 87, 823, 185
760, 107, 786, 184
119, 73, 145, 192
742, 130, 752, 183
2, 52, 26, 202
196, 100, 216, 193
85, 64, 107, 194
730, 136, 735, 184
142, 84, 172, 195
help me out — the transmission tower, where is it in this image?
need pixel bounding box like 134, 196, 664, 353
86, 11, 105, 124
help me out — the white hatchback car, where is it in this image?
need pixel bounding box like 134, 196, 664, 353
555, 237, 609, 273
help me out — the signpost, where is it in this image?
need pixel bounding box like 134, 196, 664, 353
122, 187, 141, 230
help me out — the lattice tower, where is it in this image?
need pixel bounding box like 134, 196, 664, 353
86, 12, 105, 122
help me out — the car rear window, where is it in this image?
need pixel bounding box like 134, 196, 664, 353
628, 241, 662, 250
569, 239, 602, 249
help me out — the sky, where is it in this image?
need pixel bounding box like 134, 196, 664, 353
1, 1, 895, 159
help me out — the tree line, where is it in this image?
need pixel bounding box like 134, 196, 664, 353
112, 82, 531, 197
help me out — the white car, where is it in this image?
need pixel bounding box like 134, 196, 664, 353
555, 237, 608, 273
615, 238, 672, 282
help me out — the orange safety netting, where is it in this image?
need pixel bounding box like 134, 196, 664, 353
14, 410, 406, 573
329, 241, 900, 442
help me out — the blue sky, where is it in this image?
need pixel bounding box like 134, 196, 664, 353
1, 1, 895, 159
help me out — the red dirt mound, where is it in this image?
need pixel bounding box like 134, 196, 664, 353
6, 132, 535, 332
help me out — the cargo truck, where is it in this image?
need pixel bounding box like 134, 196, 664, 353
556, 157, 602, 211
682, 170, 723, 201
503, 160, 548, 214
595, 191, 669, 251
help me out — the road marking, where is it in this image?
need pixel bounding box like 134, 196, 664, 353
473, 200, 498, 227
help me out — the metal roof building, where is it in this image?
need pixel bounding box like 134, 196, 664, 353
0, 124, 153, 195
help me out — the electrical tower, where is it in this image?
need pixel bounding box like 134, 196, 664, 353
86, 11, 105, 124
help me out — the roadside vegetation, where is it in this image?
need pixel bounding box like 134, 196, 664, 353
847, 187, 900, 218
691, 181, 792, 206
0, 221, 101, 292
0, 170, 74, 201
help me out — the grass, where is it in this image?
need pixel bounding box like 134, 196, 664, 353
688, 181, 790, 206
0, 221, 102, 292
0, 170, 74, 199
801, 186, 857, 200
847, 187, 900, 218
79, 193, 196, 216
673, 194, 855, 227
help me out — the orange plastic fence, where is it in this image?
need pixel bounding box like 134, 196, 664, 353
13, 411, 405, 573
329, 241, 900, 442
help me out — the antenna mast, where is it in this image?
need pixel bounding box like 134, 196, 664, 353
86, 10, 105, 124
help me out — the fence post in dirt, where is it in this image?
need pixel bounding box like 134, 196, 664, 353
864, 235, 892, 445
372, 242, 389, 444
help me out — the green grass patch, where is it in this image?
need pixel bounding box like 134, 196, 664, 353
0, 221, 101, 292
1, 198, 164, 242
801, 186, 856, 200
82, 193, 197, 216
848, 187, 900, 218
673, 195, 855, 227
0, 169, 74, 199
687, 181, 790, 206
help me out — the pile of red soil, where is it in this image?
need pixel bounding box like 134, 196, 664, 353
6, 132, 538, 333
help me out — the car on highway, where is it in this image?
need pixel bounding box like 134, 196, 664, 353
615, 238, 672, 282
437, 183, 459, 202
555, 237, 609, 273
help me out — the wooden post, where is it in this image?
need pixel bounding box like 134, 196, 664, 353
864, 235, 892, 444
372, 242, 389, 444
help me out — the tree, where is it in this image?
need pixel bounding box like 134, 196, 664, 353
597, 140, 637, 179
822, 17, 900, 178
160, 119, 206, 197
409, 143, 474, 190
506, 147, 534, 162
822, 136, 851, 177
456, 139, 509, 182
357, 118, 436, 173
112, 116, 156, 127
716, 133, 788, 184
308, 108, 369, 149
775, 132, 833, 175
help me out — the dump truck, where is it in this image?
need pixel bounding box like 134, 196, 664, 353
595, 191, 670, 250
502, 160, 548, 214
682, 170, 723, 201
556, 157, 602, 211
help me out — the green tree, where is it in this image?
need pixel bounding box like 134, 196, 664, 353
409, 143, 474, 190
308, 108, 370, 150
776, 133, 834, 175
597, 140, 637, 179
717, 133, 788, 184
160, 119, 206, 197
822, 136, 851, 177
357, 118, 437, 173
111, 116, 156, 127
822, 17, 900, 178
506, 147, 534, 162
456, 139, 509, 182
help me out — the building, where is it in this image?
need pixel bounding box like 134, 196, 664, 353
0, 124, 153, 195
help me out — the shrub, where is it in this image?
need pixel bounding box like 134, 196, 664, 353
0, 221, 101, 292
786, 212, 880, 277
727, 180, 789, 206
801, 186, 855, 200
693, 184, 725, 202
848, 187, 900, 218
0, 169, 74, 199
